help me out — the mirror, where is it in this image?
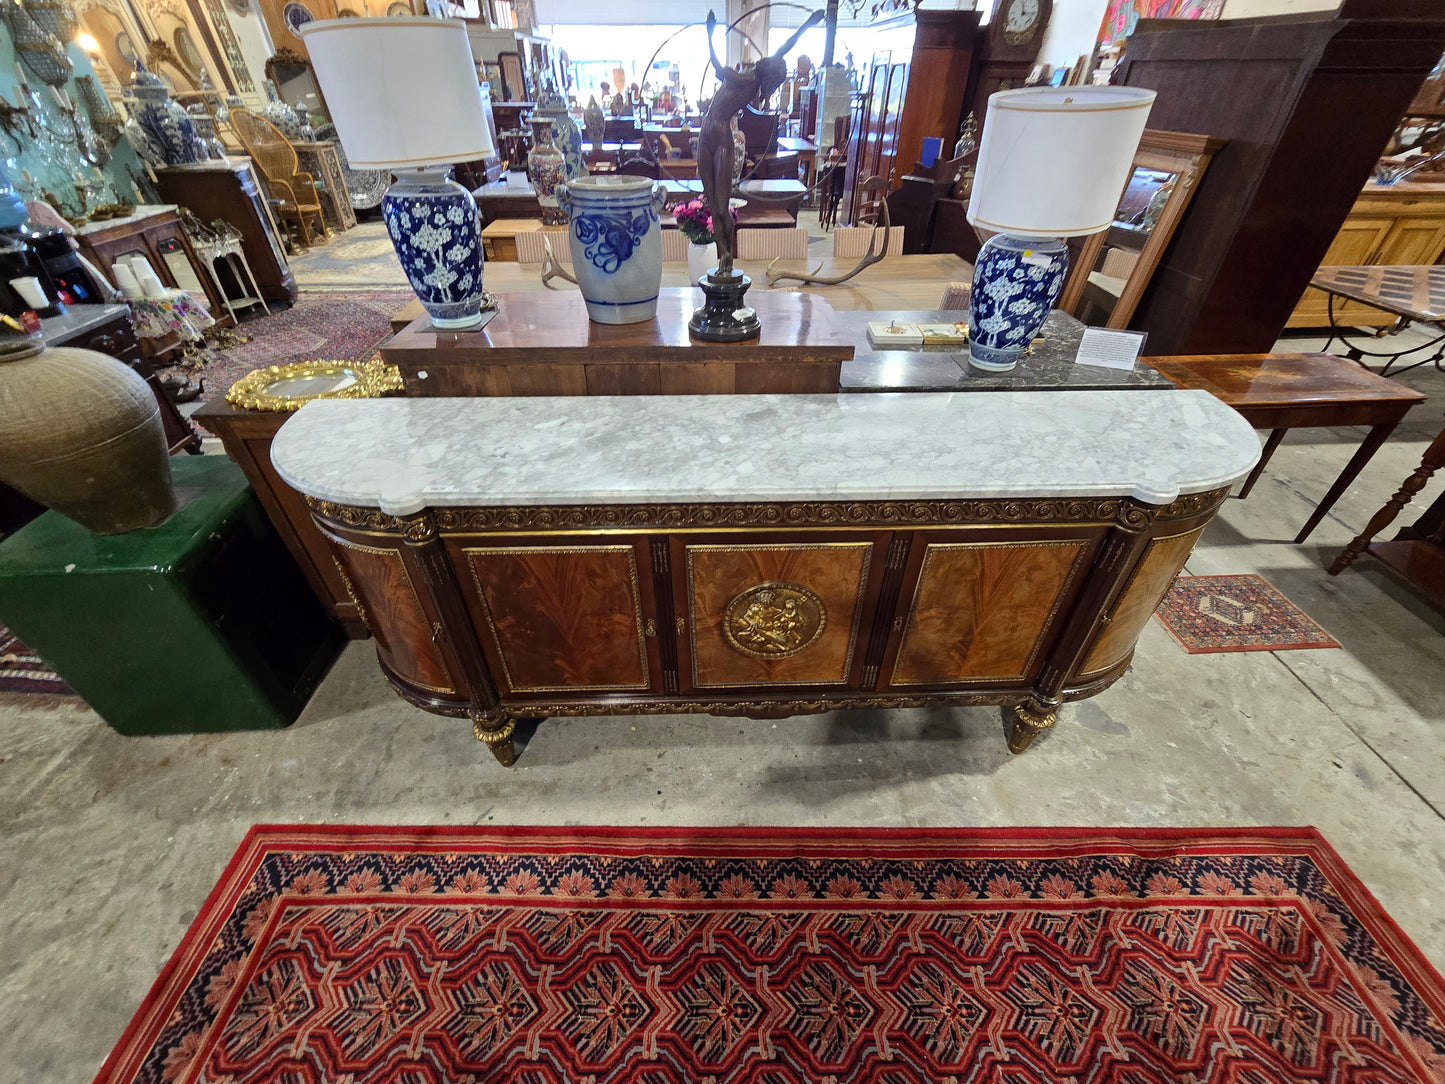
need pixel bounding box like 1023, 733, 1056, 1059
266, 49, 328, 123
1058, 130, 1225, 330
173, 27, 206, 79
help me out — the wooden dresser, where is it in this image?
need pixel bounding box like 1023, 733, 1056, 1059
1287, 182, 1445, 327
271, 392, 1260, 766
154, 159, 297, 305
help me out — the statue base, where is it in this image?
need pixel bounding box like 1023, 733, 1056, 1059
688, 270, 761, 343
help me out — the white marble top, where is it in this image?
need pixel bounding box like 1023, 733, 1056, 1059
271, 391, 1260, 516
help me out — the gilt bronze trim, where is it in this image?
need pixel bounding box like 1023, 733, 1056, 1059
226, 358, 403, 412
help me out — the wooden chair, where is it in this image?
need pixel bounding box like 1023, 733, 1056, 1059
939, 282, 970, 310
736, 227, 808, 260
833, 226, 904, 257
754, 152, 801, 181
737, 105, 780, 158
231, 109, 327, 249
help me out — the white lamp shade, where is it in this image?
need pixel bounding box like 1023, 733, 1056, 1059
967, 86, 1156, 239
299, 17, 495, 170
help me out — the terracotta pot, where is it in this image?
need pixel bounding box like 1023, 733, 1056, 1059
0, 339, 176, 533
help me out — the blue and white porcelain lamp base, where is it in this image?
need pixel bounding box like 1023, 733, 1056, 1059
967, 233, 1068, 372
381, 165, 486, 331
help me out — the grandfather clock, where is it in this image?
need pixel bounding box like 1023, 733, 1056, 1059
966, 0, 1052, 128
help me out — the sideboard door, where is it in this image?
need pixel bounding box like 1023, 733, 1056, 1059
1076, 524, 1206, 682
325, 534, 459, 699
678, 535, 885, 691
453, 539, 660, 696
877, 532, 1097, 690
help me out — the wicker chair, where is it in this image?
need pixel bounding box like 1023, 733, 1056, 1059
231, 109, 327, 249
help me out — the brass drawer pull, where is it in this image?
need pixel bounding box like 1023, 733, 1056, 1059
645, 618, 657, 637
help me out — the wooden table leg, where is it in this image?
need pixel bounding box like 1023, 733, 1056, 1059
1236, 428, 1286, 499
1294, 422, 1398, 544
1330, 427, 1445, 574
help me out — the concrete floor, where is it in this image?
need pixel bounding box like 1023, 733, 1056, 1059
4, 329, 1445, 1080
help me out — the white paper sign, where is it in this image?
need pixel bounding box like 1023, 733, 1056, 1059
1075, 328, 1147, 371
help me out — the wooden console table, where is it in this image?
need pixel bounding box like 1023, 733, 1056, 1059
381, 289, 853, 396
272, 391, 1260, 765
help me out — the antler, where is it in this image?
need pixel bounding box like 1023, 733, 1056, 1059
766, 176, 891, 287
540, 233, 578, 288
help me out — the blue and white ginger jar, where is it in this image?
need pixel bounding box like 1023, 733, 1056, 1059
967, 234, 1067, 371
124, 62, 205, 167
382, 166, 485, 330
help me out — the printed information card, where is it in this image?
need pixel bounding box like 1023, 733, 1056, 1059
1074, 328, 1147, 371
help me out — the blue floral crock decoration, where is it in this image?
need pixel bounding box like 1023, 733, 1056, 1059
572, 208, 653, 273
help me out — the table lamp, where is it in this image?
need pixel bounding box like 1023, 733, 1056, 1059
300, 17, 494, 330
966, 86, 1155, 372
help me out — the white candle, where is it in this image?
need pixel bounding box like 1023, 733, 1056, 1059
139, 270, 167, 299
111, 262, 142, 298
9, 276, 49, 308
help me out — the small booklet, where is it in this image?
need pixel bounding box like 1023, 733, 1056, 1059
916, 321, 969, 345
867, 320, 924, 346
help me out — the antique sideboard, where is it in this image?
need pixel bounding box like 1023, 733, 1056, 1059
272, 391, 1259, 765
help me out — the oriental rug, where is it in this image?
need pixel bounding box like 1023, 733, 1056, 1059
161, 288, 413, 405
96, 825, 1445, 1084
1156, 573, 1341, 653
0, 621, 73, 697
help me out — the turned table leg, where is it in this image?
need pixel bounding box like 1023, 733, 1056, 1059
1330, 427, 1445, 575
1005, 701, 1058, 754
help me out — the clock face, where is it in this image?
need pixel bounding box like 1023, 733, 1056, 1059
1005, 0, 1040, 33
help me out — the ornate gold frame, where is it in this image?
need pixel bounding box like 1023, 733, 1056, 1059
225, 358, 403, 412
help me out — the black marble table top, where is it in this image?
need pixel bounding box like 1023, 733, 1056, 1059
835, 309, 1172, 393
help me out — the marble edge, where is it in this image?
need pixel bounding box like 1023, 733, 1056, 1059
271, 391, 1260, 516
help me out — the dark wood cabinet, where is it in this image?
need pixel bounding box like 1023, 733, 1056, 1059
192, 398, 366, 637
1117, 6, 1445, 355
154, 159, 297, 305
304, 489, 1229, 765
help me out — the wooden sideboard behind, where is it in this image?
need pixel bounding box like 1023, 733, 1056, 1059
1287, 182, 1445, 327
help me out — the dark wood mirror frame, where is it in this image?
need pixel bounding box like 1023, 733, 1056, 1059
1057, 129, 1225, 329
265, 46, 330, 123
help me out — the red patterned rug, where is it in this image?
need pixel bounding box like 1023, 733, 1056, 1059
0, 620, 73, 697
96, 826, 1445, 1084
1155, 573, 1341, 653
163, 289, 413, 405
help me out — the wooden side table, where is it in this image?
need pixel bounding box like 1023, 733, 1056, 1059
1145, 353, 1426, 542
74, 205, 233, 341
294, 141, 358, 234
1330, 421, 1445, 610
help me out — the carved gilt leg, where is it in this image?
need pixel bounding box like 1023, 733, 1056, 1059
1005, 701, 1058, 755
471, 711, 517, 767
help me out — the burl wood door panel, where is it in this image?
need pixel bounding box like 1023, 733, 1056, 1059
685, 542, 873, 688
1080, 525, 1206, 678
462, 545, 652, 694
886, 539, 1092, 687
327, 536, 456, 694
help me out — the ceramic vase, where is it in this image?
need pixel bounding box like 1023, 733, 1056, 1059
687, 241, 716, 287
125, 62, 205, 167
967, 233, 1067, 372
382, 165, 486, 330
262, 79, 313, 142
556, 175, 665, 325
527, 117, 566, 224
534, 86, 584, 181
0, 338, 175, 533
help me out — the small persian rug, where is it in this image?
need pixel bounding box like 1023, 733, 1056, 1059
0, 621, 73, 697
165, 288, 413, 404
96, 826, 1445, 1084
1156, 573, 1341, 653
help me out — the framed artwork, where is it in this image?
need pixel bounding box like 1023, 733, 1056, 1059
1097, 0, 1222, 47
